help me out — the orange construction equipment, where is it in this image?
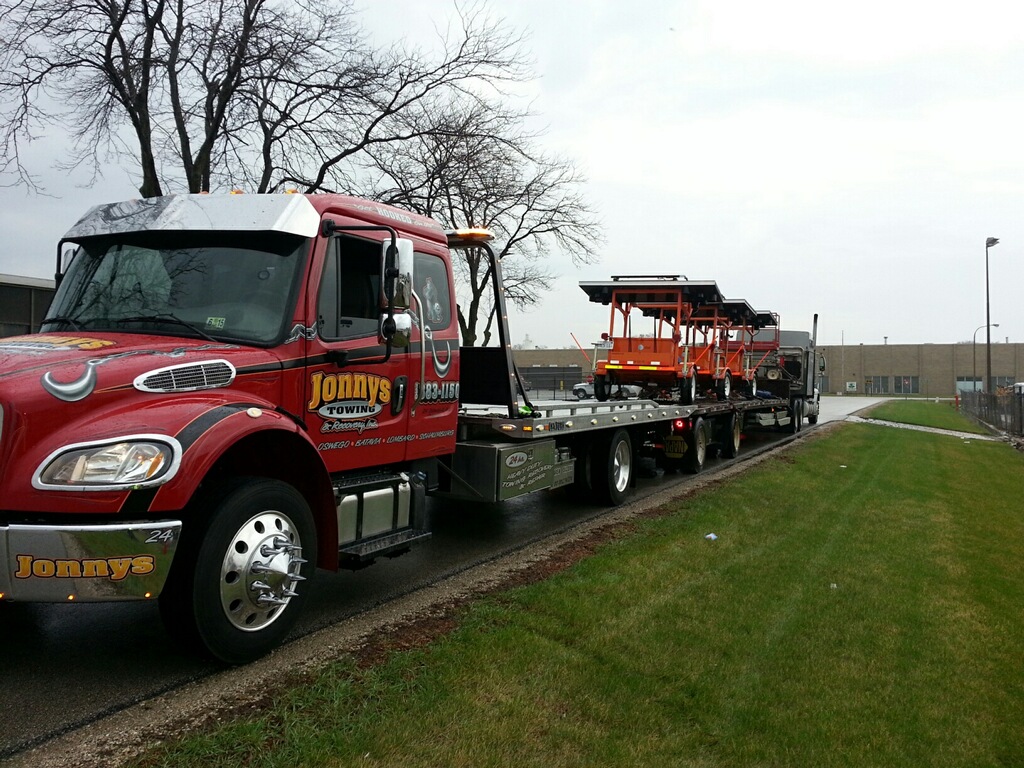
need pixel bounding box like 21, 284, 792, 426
578, 275, 781, 404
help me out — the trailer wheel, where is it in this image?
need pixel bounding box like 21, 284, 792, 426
680, 372, 697, 405
684, 417, 707, 473
791, 399, 803, 433
594, 374, 609, 402
716, 370, 732, 400
590, 428, 633, 505
571, 442, 595, 497
721, 412, 741, 458
159, 478, 316, 664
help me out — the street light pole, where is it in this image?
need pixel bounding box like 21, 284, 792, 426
985, 237, 999, 392
974, 322, 999, 392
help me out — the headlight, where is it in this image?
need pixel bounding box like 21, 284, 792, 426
34, 435, 182, 491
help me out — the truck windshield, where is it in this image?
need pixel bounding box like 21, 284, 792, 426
44, 231, 309, 344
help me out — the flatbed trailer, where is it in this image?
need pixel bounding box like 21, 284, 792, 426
439, 390, 795, 506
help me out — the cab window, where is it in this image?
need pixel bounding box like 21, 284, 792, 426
415, 253, 451, 329
317, 236, 381, 340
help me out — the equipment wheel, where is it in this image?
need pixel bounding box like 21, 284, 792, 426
684, 417, 707, 474
680, 372, 697, 405
716, 370, 732, 400
721, 412, 741, 458
590, 428, 633, 505
159, 478, 316, 664
594, 374, 609, 402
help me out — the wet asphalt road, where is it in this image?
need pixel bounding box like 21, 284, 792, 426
0, 396, 880, 759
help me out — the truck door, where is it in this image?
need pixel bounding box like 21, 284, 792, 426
404, 250, 460, 459
304, 234, 413, 471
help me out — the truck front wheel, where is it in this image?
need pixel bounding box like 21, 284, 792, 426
159, 478, 317, 664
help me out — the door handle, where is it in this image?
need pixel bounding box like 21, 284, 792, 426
392, 376, 408, 415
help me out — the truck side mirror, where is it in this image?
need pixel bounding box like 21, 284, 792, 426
819, 355, 827, 372
380, 311, 412, 348
382, 238, 414, 311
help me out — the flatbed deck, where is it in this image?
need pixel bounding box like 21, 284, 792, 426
459, 395, 790, 440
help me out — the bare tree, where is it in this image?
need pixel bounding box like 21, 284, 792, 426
368, 101, 602, 346
0, 0, 529, 196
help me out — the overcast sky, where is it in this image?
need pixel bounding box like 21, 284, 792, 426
2, 0, 1022, 351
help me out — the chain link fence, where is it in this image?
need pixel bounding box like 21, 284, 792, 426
959, 391, 1024, 436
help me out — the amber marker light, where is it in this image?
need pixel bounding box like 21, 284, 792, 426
446, 228, 495, 249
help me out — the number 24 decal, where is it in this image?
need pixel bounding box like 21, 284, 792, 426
146, 529, 177, 544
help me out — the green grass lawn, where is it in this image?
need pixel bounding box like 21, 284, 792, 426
133, 423, 1024, 767
864, 399, 991, 434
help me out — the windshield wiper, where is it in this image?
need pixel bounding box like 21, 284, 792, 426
42, 315, 87, 331
113, 313, 219, 343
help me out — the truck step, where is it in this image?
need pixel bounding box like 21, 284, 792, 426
338, 528, 432, 567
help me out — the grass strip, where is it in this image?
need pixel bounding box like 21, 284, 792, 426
864, 399, 991, 434
133, 422, 1024, 768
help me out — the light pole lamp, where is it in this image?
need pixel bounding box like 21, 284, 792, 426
985, 237, 1000, 392
974, 322, 999, 392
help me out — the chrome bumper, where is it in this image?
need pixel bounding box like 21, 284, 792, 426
0, 520, 182, 602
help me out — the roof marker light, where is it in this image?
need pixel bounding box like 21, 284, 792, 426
446, 228, 494, 249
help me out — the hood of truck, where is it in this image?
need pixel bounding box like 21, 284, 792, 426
0, 332, 295, 513
0, 332, 283, 398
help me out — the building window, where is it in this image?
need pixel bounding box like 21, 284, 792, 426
0, 283, 55, 338
992, 376, 1015, 392
955, 376, 981, 393
894, 376, 919, 395
865, 375, 889, 394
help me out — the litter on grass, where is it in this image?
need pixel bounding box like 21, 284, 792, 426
705, 533, 718, 540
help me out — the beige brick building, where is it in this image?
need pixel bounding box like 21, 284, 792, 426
512, 343, 1024, 398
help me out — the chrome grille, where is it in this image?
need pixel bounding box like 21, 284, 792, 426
134, 360, 236, 393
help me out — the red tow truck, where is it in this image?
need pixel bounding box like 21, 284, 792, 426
0, 194, 816, 662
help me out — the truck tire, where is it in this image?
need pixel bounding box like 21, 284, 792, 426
716, 370, 732, 400
571, 442, 594, 497
684, 417, 707, 473
590, 428, 633, 505
680, 372, 697, 405
721, 412, 741, 458
159, 478, 316, 664
808, 413, 818, 425
791, 399, 803, 433
594, 374, 609, 402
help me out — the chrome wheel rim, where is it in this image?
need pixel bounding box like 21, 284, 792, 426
613, 439, 632, 493
219, 510, 306, 632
